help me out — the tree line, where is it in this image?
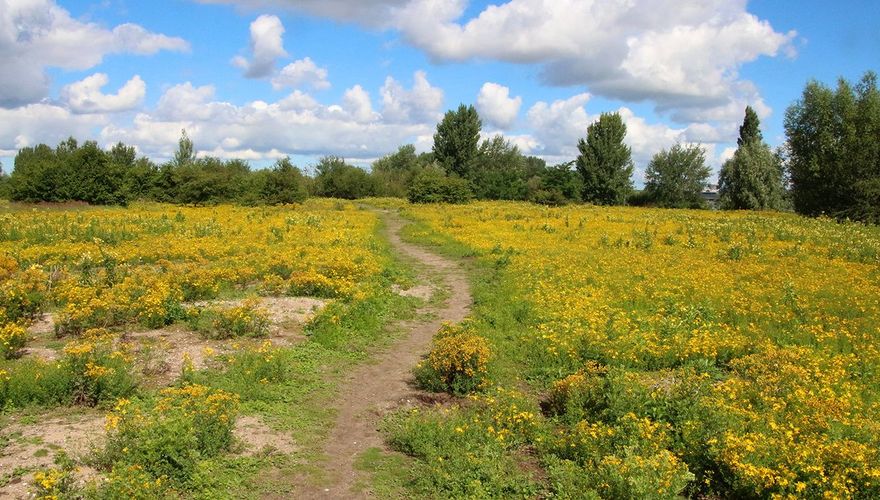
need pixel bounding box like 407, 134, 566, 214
1, 70, 877, 222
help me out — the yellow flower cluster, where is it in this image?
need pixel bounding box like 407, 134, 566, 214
0, 200, 383, 337
425, 323, 491, 392
0, 322, 27, 359
403, 201, 880, 497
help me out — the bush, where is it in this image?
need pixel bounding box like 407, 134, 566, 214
0, 323, 28, 359
0, 329, 136, 408
407, 168, 473, 204
543, 413, 694, 499
61, 329, 137, 405
91, 465, 174, 499
545, 361, 609, 424
187, 299, 270, 340
0, 265, 49, 324
416, 323, 490, 394
102, 384, 239, 485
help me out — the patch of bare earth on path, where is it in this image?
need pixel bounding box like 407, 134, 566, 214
296, 210, 472, 499
0, 411, 105, 499
234, 416, 298, 456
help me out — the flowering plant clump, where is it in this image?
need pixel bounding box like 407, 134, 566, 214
417, 323, 491, 395
189, 299, 271, 340
0, 265, 48, 324
30, 466, 77, 500
0, 322, 28, 359
62, 328, 136, 406
103, 384, 239, 485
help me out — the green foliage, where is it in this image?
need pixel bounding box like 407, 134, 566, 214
407, 166, 474, 204
313, 156, 376, 199
0, 331, 136, 408
576, 112, 635, 205
259, 157, 308, 205
470, 135, 529, 200
530, 161, 583, 205
101, 384, 239, 486
737, 106, 763, 147
371, 145, 433, 197
644, 143, 710, 208
187, 300, 271, 340
384, 396, 542, 498
719, 140, 787, 210
433, 104, 482, 178
785, 71, 880, 222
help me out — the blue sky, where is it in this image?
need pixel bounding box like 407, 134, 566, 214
1, 0, 877, 182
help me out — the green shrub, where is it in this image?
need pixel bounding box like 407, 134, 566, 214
102, 384, 239, 485
187, 299, 270, 339
415, 323, 490, 395
0, 323, 28, 359
0, 329, 136, 408
407, 168, 473, 204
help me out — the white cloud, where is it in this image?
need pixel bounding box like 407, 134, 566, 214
389, 0, 794, 120
0, 103, 107, 152
0, 0, 188, 107
99, 82, 433, 161
476, 82, 521, 129
191, 1, 794, 131
232, 14, 287, 78
341, 85, 377, 123
380, 71, 444, 124
61, 74, 146, 114
271, 57, 330, 90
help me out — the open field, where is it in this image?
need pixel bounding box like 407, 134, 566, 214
2, 199, 880, 498
376, 200, 880, 499
0, 200, 427, 497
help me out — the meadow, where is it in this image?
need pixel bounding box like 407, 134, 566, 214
1, 198, 879, 499
0, 199, 422, 497
377, 201, 880, 499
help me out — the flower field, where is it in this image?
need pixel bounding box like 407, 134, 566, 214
392, 201, 880, 499
0, 199, 395, 497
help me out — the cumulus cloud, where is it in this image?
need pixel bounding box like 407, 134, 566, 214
99, 82, 434, 160
476, 82, 522, 129
0, 103, 107, 152
61, 74, 146, 114
0, 0, 188, 108
380, 71, 444, 124
232, 14, 287, 78
271, 57, 330, 90
388, 0, 794, 120
202, 0, 793, 123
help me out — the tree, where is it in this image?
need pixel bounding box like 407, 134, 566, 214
470, 135, 528, 200
371, 145, 429, 197
718, 108, 786, 210
407, 165, 473, 204
313, 156, 376, 199
644, 144, 710, 208
261, 157, 308, 204
737, 106, 763, 147
173, 129, 196, 168
576, 112, 634, 205
785, 71, 880, 221
433, 104, 481, 178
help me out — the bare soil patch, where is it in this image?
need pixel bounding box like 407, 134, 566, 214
391, 283, 435, 301
234, 416, 298, 457
0, 411, 104, 499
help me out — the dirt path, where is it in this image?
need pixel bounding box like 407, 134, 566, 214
301, 210, 471, 499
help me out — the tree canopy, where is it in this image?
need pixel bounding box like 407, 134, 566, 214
433, 104, 482, 179
644, 144, 710, 209
719, 107, 787, 210
576, 112, 634, 205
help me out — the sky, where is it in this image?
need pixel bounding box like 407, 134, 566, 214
0, 0, 877, 183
